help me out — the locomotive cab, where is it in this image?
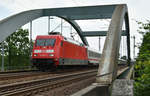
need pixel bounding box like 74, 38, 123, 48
32, 35, 62, 71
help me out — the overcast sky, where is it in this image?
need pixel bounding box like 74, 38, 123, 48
0, 0, 149, 59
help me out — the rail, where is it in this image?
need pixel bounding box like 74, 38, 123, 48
0, 69, 97, 96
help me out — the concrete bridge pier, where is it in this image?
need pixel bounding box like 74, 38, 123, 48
72, 4, 133, 96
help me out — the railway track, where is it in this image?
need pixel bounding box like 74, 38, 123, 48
0, 71, 42, 80
0, 68, 97, 87
0, 67, 96, 81
0, 69, 97, 96
0, 65, 128, 96
0, 69, 38, 74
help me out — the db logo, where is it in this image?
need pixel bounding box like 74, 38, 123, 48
40, 54, 46, 56
41, 50, 46, 53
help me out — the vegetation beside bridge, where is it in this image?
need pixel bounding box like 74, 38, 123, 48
0, 29, 32, 70
134, 21, 150, 96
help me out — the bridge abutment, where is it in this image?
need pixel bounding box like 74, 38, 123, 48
71, 79, 134, 96
112, 79, 134, 96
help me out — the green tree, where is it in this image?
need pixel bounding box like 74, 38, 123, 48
134, 21, 150, 96
0, 29, 31, 70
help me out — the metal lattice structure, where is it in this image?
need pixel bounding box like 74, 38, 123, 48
0, 4, 129, 45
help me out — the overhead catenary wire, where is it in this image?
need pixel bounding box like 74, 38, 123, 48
50, 20, 65, 33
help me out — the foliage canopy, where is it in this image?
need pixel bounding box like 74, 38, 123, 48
134, 21, 150, 96
0, 29, 31, 70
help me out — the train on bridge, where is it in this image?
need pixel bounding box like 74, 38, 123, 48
32, 32, 101, 71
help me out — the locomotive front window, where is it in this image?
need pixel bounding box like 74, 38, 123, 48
36, 39, 45, 46
45, 39, 56, 46
36, 39, 56, 46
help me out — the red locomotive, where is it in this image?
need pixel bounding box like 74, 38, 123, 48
32, 32, 101, 71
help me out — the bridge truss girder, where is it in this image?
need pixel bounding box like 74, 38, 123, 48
96, 5, 130, 84
0, 4, 118, 46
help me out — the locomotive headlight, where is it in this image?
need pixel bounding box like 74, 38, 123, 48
49, 54, 54, 56
34, 50, 41, 53
34, 54, 37, 56
46, 50, 54, 53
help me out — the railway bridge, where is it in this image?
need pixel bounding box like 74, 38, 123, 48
0, 4, 134, 96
